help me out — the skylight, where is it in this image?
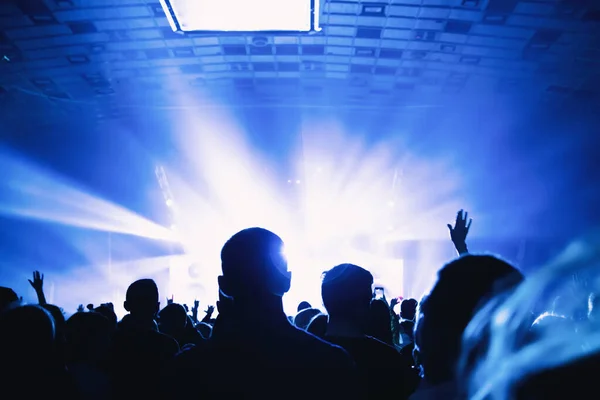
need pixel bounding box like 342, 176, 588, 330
159, 0, 322, 33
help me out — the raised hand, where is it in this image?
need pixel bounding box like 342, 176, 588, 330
167, 295, 174, 305
447, 210, 472, 255
193, 299, 199, 310
77, 304, 85, 313
205, 305, 215, 316
28, 271, 44, 292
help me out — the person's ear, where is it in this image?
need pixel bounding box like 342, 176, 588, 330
123, 301, 130, 312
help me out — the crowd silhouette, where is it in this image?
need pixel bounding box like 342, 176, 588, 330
1, 210, 599, 400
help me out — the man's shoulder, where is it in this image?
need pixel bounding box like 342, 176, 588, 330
364, 336, 404, 359
287, 325, 354, 366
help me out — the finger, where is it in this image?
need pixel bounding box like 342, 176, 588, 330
28, 279, 33, 285
463, 212, 468, 224
456, 210, 462, 225
447, 224, 453, 233
466, 218, 473, 230
41, 273, 44, 281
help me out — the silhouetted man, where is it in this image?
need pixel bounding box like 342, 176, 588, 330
322, 263, 418, 399
163, 228, 358, 399
110, 279, 178, 400
412, 255, 524, 400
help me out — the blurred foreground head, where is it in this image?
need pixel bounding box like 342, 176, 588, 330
219, 227, 291, 301
415, 254, 524, 385
462, 233, 600, 400
0, 305, 56, 366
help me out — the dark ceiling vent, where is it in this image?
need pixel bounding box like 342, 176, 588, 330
68, 22, 97, 34
462, 0, 480, 7
487, 0, 518, 13
445, 20, 472, 34
379, 48, 403, 59
222, 45, 247, 55
302, 45, 325, 55
356, 27, 382, 39
531, 29, 561, 45
67, 55, 90, 64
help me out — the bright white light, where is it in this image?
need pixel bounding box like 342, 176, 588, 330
0, 147, 175, 242
160, 81, 468, 315
166, 198, 174, 207
163, 0, 317, 32
387, 200, 395, 207
296, 180, 301, 184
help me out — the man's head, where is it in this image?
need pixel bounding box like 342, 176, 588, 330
297, 301, 312, 313
124, 279, 160, 319
321, 263, 373, 325
158, 303, 188, 335
0, 287, 19, 311
219, 228, 291, 300
401, 298, 418, 321
415, 254, 524, 385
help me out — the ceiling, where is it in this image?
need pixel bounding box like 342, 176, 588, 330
1, 0, 600, 294
0, 0, 599, 125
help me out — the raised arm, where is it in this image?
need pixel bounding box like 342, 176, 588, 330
447, 210, 472, 255
27, 270, 47, 305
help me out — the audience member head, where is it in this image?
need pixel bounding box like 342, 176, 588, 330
307, 314, 328, 338
294, 308, 321, 330
415, 254, 524, 385
41, 304, 66, 336
124, 278, 160, 319
158, 303, 188, 335
401, 298, 418, 321
94, 302, 118, 331
65, 311, 112, 363
219, 227, 291, 302
297, 301, 312, 312
0, 287, 19, 311
367, 299, 394, 345
321, 263, 373, 331
0, 305, 56, 366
